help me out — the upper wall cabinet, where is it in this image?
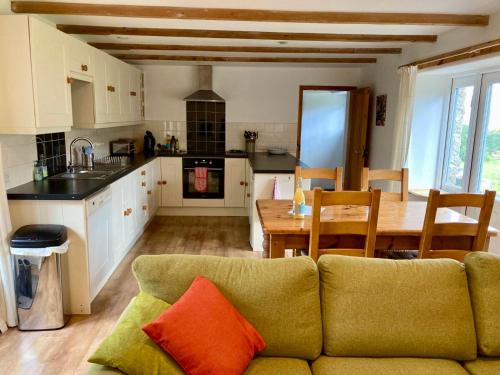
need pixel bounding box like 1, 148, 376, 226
0, 15, 72, 134
66, 35, 94, 80
0, 15, 144, 134
88, 49, 143, 128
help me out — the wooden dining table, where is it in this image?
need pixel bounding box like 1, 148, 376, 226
256, 199, 499, 258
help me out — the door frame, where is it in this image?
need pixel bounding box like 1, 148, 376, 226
296, 85, 357, 159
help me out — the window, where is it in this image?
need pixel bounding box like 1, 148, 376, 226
441, 72, 500, 195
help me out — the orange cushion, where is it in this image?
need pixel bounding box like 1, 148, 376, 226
143, 275, 266, 375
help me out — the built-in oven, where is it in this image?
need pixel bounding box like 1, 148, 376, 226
183, 157, 224, 199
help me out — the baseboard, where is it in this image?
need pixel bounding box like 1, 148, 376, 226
157, 207, 248, 217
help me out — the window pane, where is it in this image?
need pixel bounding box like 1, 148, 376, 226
478, 83, 500, 192
443, 85, 474, 190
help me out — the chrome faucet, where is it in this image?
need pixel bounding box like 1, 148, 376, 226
68, 137, 94, 172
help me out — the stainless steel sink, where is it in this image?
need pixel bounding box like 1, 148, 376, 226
49, 167, 126, 180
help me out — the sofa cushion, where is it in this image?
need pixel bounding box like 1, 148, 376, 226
132, 254, 322, 360
463, 357, 500, 375
245, 357, 312, 375
311, 356, 468, 375
464, 252, 500, 356
143, 275, 266, 375
317, 255, 477, 360
88, 357, 313, 375
88, 292, 184, 375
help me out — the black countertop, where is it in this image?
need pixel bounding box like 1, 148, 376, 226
7, 152, 304, 200
7, 154, 157, 201
248, 152, 304, 174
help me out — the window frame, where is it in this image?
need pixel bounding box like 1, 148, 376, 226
440, 75, 481, 193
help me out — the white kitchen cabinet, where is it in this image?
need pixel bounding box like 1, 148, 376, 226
245, 159, 252, 209
160, 158, 183, 207
0, 15, 72, 134
135, 165, 150, 229
110, 176, 127, 260
149, 158, 162, 217
120, 65, 142, 122
249, 171, 295, 251
66, 35, 94, 80
225, 158, 247, 208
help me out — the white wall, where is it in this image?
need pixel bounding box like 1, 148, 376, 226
142, 64, 362, 153
143, 65, 362, 123
407, 74, 450, 189
361, 10, 500, 254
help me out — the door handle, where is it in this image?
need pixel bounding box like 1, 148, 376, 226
141, 182, 146, 187
147, 190, 152, 195
162, 181, 167, 185
239, 181, 244, 186
66, 77, 74, 84
123, 210, 128, 216
141, 170, 146, 176
81, 64, 88, 72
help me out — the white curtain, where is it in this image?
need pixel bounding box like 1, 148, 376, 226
0, 145, 16, 332
391, 65, 418, 170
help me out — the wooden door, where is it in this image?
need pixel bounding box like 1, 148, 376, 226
344, 87, 372, 190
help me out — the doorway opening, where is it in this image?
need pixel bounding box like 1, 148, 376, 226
297, 85, 371, 190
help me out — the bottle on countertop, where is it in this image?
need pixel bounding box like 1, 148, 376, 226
39, 154, 48, 178
33, 161, 43, 181
293, 177, 306, 219
170, 136, 176, 153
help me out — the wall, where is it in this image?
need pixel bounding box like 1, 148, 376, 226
407, 74, 450, 189
1, 126, 145, 190
142, 64, 362, 153
361, 10, 500, 254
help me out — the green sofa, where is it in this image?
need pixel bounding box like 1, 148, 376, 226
89, 252, 500, 374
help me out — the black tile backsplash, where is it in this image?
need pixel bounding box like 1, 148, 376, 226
36, 132, 66, 176
186, 101, 225, 154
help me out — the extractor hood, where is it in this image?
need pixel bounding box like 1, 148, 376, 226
183, 65, 225, 103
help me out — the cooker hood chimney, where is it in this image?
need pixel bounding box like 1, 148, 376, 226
183, 65, 225, 103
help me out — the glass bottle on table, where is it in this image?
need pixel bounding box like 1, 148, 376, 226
293, 177, 306, 219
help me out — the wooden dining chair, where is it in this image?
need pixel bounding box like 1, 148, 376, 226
361, 168, 409, 201
295, 166, 343, 206
308, 187, 381, 262
418, 189, 496, 262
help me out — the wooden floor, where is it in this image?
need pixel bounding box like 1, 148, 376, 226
0, 216, 258, 375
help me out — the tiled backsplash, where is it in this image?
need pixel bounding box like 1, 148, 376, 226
145, 120, 297, 155
36, 132, 67, 176
1, 122, 297, 190
186, 101, 226, 154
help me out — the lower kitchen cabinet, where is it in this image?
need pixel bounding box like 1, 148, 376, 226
160, 157, 183, 207
8, 158, 160, 315
224, 158, 247, 208
248, 172, 295, 251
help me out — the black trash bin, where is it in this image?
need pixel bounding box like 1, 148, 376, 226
10, 225, 70, 331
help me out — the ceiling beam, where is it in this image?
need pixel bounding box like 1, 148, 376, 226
57, 25, 437, 43
112, 54, 377, 64
11, 2, 489, 26
89, 42, 402, 54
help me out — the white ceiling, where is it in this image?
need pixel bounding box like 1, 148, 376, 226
9, 0, 500, 65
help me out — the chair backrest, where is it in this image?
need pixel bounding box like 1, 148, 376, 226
295, 166, 343, 204
418, 189, 496, 261
361, 167, 409, 201
309, 187, 381, 261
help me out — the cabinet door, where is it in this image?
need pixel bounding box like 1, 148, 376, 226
29, 17, 72, 129
135, 166, 149, 228
66, 36, 93, 78
148, 159, 161, 217
245, 159, 252, 209
110, 178, 127, 262
106, 57, 121, 122
93, 50, 109, 124
224, 158, 246, 207
160, 158, 183, 207
122, 173, 137, 246
130, 69, 142, 121
119, 63, 132, 121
